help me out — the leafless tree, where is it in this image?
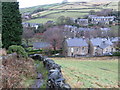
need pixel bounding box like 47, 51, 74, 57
43, 26, 64, 51
22, 27, 35, 47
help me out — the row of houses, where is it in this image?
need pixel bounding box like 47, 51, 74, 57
64, 25, 111, 32
64, 25, 111, 38
75, 15, 116, 26
32, 37, 119, 57
63, 37, 118, 57
22, 22, 41, 29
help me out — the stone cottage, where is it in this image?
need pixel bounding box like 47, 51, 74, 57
64, 38, 88, 57
90, 38, 116, 56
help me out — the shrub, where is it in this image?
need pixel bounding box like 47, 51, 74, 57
112, 52, 120, 56
8, 45, 28, 58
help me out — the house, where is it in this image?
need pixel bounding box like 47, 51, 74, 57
64, 25, 77, 32
77, 19, 88, 26
77, 27, 94, 32
22, 22, 41, 29
64, 38, 88, 56
89, 15, 116, 25
33, 42, 51, 49
100, 28, 111, 31
22, 13, 31, 20
90, 38, 116, 56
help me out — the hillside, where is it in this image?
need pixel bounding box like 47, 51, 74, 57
21, 1, 119, 24
1, 53, 37, 88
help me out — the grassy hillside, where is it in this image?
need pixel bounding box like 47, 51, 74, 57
51, 57, 119, 88
20, 3, 62, 14
22, 1, 119, 24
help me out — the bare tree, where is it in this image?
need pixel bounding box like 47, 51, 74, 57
43, 26, 64, 51
22, 27, 35, 47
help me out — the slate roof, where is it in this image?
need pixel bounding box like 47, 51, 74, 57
111, 37, 119, 42
66, 38, 88, 47
91, 38, 113, 47
100, 28, 111, 31
33, 42, 51, 49
99, 43, 110, 49
77, 28, 94, 31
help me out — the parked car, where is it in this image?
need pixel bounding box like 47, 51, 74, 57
103, 52, 113, 56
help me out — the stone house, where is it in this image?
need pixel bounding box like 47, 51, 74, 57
90, 38, 116, 56
64, 38, 88, 57
76, 19, 88, 26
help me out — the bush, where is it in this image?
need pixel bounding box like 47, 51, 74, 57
8, 45, 28, 58
112, 52, 120, 56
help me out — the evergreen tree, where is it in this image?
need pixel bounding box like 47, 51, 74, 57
2, 2, 23, 49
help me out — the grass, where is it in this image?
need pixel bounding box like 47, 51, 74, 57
26, 18, 56, 24
46, 11, 89, 18
26, 11, 88, 24
51, 57, 119, 88
21, 75, 36, 87
20, 3, 62, 14
34, 60, 48, 88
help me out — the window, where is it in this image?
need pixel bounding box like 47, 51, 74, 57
76, 48, 79, 52
111, 48, 113, 52
71, 48, 74, 52
82, 47, 85, 51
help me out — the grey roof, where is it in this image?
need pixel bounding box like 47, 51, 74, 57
66, 38, 88, 47
91, 38, 113, 46
100, 28, 110, 31
91, 16, 115, 19
33, 42, 50, 49
111, 37, 119, 42
99, 43, 110, 49
77, 28, 94, 31
78, 19, 88, 21
22, 22, 41, 25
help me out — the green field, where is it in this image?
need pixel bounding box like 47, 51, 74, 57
26, 11, 88, 24
44, 11, 88, 19
26, 18, 56, 24
51, 57, 119, 88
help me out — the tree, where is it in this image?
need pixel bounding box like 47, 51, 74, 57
56, 16, 66, 25
96, 9, 113, 16
43, 26, 64, 51
89, 10, 96, 15
36, 24, 46, 33
22, 27, 35, 47
56, 16, 74, 25
2, 2, 23, 49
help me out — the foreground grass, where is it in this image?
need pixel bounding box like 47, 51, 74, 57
34, 60, 48, 88
51, 57, 119, 88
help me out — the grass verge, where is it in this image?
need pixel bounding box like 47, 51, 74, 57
34, 60, 48, 88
